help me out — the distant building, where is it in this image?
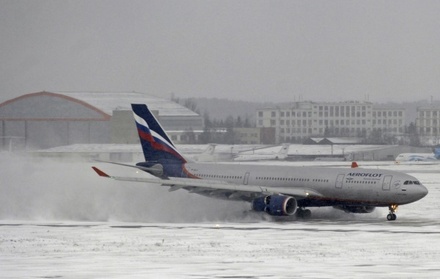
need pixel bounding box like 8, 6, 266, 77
0, 91, 203, 150
372, 106, 405, 136
256, 101, 405, 143
233, 128, 260, 144
416, 106, 440, 145
232, 127, 276, 144
303, 137, 363, 145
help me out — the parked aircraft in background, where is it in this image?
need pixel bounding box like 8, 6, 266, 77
92, 104, 428, 221
395, 148, 440, 163
186, 144, 230, 162
233, 143, 290, 162
189, 144, 290, 162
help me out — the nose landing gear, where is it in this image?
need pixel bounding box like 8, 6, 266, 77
387, 204, 398, 221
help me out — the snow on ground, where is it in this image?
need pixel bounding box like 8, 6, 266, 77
1, 217, 440, 278
1, 153, 440, 278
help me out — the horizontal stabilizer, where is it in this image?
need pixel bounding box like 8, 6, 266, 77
94, 160, 164, 177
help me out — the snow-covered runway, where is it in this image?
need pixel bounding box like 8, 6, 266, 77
1, 218, 440, 278
1, 154, 439, 278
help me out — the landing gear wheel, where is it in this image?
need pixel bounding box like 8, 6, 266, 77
387, 205, 398, 221
387, 213, 397, 221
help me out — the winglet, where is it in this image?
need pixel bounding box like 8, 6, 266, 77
92, 166, 110, 177
351, 162, 359, 168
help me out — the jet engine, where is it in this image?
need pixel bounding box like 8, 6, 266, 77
252, 195, 297, 216
335, 205, 376, 214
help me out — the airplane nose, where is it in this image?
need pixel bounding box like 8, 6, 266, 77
415, 184, 429, 200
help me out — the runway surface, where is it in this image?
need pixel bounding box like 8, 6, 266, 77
1, 217, 440, 278
1, 154, 439, 278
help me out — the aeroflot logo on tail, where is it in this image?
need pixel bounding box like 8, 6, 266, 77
348, 172, 383, 178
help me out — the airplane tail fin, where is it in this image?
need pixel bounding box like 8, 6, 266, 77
434, 147, 440, 159
131, 104, 187, 166
277, 143, 290, 159
203, 144, 216, 155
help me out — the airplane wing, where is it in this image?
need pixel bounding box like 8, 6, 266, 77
91, 166, 322, 201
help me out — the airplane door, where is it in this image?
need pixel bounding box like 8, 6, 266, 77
243, 172, 250, 185
382, 175, 392, 191
335, 174, 345, 189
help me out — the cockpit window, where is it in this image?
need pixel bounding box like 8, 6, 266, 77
404, 180, 420, 185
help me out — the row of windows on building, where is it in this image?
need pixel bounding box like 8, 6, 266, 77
261, 110, 403, 119
263, 111, 373, 118
374, 111, 404, 117
269, 118, 403, 127
279, 127, 403, 135
419, 111, 440, 118
418, 119, 440, 126
418, 127, 440, 134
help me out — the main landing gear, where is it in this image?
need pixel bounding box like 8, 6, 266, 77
296, 208, 312, 219
387, 204, 398, 221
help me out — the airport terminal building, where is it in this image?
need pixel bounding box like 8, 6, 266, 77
416, 106, 440, 145
0, 91, 203, 150
257, 101, 406, 143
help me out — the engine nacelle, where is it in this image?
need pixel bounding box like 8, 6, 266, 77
335, 205, 376, 214
252, 195, 297, 216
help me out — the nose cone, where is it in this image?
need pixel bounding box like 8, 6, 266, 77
413, 184, 429, 201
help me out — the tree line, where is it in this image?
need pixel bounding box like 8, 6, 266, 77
173, 96, 254, 144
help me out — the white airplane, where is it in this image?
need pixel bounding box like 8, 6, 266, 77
190, 144, 289, 162
395, 148, 440, 163
189, 144, 237, 162
92, 104, 428, 221
186, 144, 216, 162
233, 144, 290, 162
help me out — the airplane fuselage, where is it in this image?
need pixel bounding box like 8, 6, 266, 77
183, 162, 427, 208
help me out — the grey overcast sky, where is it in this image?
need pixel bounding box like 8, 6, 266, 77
1, 0, 440, 103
